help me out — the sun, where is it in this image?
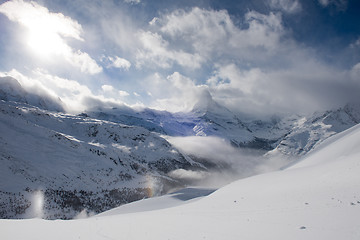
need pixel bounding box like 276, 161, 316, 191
0, 0, 84, 61
25, 22, 69, 58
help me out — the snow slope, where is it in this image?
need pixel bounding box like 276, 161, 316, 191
0, 100, 202, 219
267, 103, 360, 157
1, 123, 359, 239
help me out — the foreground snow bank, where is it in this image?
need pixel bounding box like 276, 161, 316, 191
1, 124, 360, 239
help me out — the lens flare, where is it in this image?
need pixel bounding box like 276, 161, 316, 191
145, 175, 162, 198
31, 190, 44, 219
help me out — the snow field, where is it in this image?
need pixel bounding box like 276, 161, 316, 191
1, 124, 360, 239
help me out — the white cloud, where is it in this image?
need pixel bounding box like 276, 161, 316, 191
350, 37, 360, 48
101, 84, 115, 92
1, 2, 356, 116
107, 56, 131, 70
318, 0, 348, 10
0, 0, 83, 41
206, 60, 360, 116
68, 50, 102, 74
145, 72, 208, 112
0, 69, 85, 112
167, 136, 240, 164
352, 62, 360, 71
129, 7, 354, 116
102, 55, 131, 70
136, 31, 203, 69
31, 69, 93, 112
101, 84, 129, 98
241, 11, 284, 50
0, 0, 102, 74
157, 7, 235, 56
166, 135, 277, 187
269, 0, 302, 13
96, 3, 141, 55
124, 0, 141, 4
1, 68, 131, 113
141, 7, 284, 70
318, 0, 330, 6
168, 169, 209, 182
118, 90, 130, 97
98, 6, 356, 116
350, 62, 360, 82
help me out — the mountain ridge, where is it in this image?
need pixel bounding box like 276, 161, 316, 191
1, 75, 360, 219
0, 76, 64, 112
0, 100, 203, 219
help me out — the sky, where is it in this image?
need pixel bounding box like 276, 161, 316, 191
0, 0, 359, 116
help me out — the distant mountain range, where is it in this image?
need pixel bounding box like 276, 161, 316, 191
85, 84, 360, 157
1, 76, 359, 219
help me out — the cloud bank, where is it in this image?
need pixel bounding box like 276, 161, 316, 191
0, 69, 129, 113
0, 0, 358, 116
134, 7, 360, 115
166, 136, 289, 187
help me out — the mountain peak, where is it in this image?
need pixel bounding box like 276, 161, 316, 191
191, 90, 233, 117
0, 76, 27, 102
0, 76, 64, 112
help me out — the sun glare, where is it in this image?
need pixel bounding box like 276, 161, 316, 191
26, 23, 68, 58
0, 0, 84, 59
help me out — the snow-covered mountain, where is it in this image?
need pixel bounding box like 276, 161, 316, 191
0, 100, 203, 219
1, 75, 360, 220
86, 94, 360, 157
0, 76, 63, 112
265, 103, 360, 157
1, 120, 360, 240
86, 91, 255, 146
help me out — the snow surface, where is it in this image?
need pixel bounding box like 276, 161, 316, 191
96, 187, 216, 216
1, 123, 360, 239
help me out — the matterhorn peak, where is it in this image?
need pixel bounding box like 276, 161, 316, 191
191, 89, 233, 117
